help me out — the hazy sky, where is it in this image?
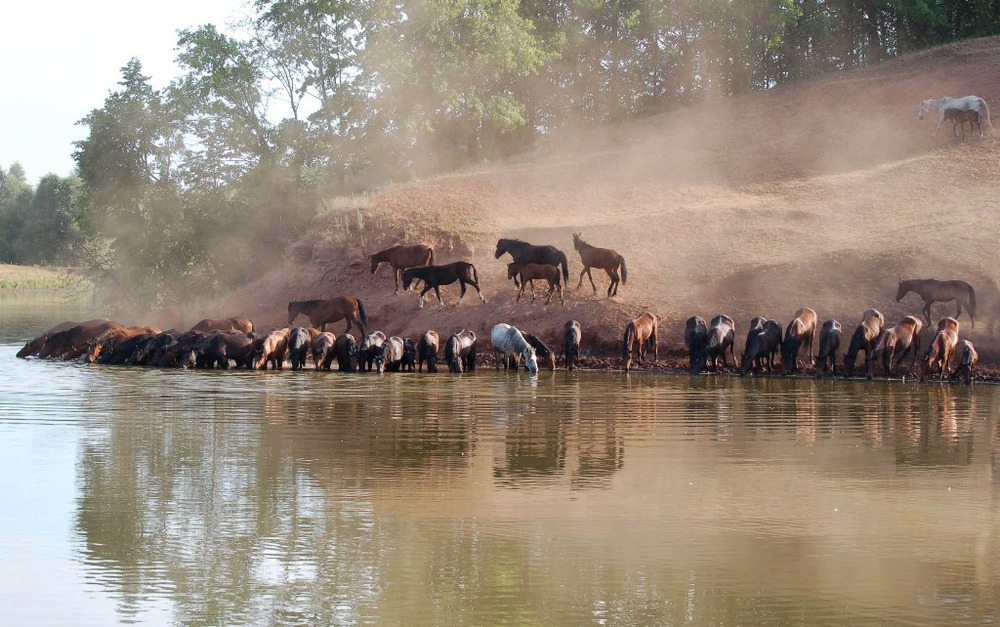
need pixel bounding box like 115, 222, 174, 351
0, 1, 247, 184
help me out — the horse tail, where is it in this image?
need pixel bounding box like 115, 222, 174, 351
357, 299, 368, 330
619, 256, 628, 285
558, 251, 569, 282
979, 98, 992, 132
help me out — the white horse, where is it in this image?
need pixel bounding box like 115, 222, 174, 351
918, 96, 992, 136
490, 323, 538, 373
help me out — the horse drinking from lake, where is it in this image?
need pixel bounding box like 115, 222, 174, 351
781, 307, 818, 374
895, 278, 976, 329
867, 315, 923, 379
705, 314, 736, 373
402, 262, 486, 309
623, 313, 658, 371
685, 316, 709, 374
919, 317, 960, 381
572, 233, 627, 297
843, 309, 884, 377
494, 238, 569, 283
815, 320, 842, 378
563, 320, 582, 371
445, 330, 477, 373
491, 323, 538, 373
288, 296, 368, 335
369, 243, 435, 293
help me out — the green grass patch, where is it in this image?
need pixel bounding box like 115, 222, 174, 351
0, 265, 81, 290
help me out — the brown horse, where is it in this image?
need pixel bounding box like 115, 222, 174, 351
951, 340, 978, 384
417, 330, 440, 373
17, 319, 111, 358
402, 262, 486, 309
920, 318, 960, 381
37, 320, 125, 360
84, 325, 161, 363
248, 328, 290, 370
896, 278, 976, 328
623, 312, 658, 371
507, 262, 564, 305
287, 296, 368, 335
943, 107, 982, 138
867, 315, 923, 379
572, 233, 627, 297
843, 309, 884, 377
781, 307, 818, 373
191, 316, 254, 333
814, 320, 842, 378
369, 243, 435, 293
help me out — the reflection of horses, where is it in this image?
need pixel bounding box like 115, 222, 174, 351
507, 262, 564, 304
781, 307, 817, 373
563, 320, 582, 371
369, 243, 435, 293
843, 308, 884, 377
815, 320, 842, 378
739, 318, 781, 377
684, 315, 708, 374
896, 278, 976, 328
623, 312, 658, 371
919, 96, 992, 136
445, 329, 477, 373
191, 316, 254, 333
287, 296, 368, 334
494, 238, 569, 283
951, 340, 978, 384
920, 317, 960, 381
705, 314, 736, 372
572, 233, 627, 297
491, 323, 538, 373
402, 262, 486, 309
524, 333, 556, 371
867, 315, 923, 379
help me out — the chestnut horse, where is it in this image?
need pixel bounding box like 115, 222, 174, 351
287, 296, 368, 335
417, 330, 440, 373
867, 315, 923, 379
896, 278, 976, 328
191, 316, 254, 334
951, 340, 978, 384
507, 262, 563, 305
369, 243, 435, 293
781, 307, 817, 373
572, 233, 627, 297
623, 312, 658, 371
920, 317, 960, 381
843, 309, 884, 377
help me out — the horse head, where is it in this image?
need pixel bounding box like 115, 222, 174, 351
522, 346, 538, 373
918, 100, 931, 120
572, 233, 582, 250
895, 279, 908, 302
369, 253, 380, 274
401, 269, 416, 291
494, 239, 507, 259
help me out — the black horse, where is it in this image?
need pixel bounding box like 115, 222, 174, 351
402, 262, 486, 309
494, 238, 570, 283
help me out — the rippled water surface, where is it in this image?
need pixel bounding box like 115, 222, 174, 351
2, 294, 999, 625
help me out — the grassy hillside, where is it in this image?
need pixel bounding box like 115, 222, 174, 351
214, 36, 1000, 365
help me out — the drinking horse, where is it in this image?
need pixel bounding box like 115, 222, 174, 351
843, 309, 884, 377
491, 323, 538, 373
896, 278, 976, 328
623, 313, 658, 371
867, 315, 923, 379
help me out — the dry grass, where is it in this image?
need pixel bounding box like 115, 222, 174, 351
0, 264, 78, 290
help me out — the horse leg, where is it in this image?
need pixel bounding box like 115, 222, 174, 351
394, 268, 401, 294
606, 268, 618, 297
418, 285, 433, 309
435, 286, 446, 310
922, 300, 932, 326
465, 275, 486, 304
586, 268, 598, 295
577, 267, 587, 290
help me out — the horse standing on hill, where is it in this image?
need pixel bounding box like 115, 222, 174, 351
572, 233, 627, 297
507, 262, 564, 305
942, 108, 982, 139
494, 238, 570, 283
623, 313, 658, 371
895, 278, 976, 329
918, 96, 992, 136
288, 296, 368, 335
402, 262, 486, 310
369, 243, 435, 293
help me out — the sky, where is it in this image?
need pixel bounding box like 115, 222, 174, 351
0, 1, 248, 184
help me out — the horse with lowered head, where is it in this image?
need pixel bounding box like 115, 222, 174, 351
705, 314, 736, 372
918, 96, 992, 136
445, 329, 477, 373
288, 296, 368, 335
494, 238, 569, 283
402, 261, 486, 309
867, 315, 923, 379
781, 307, 818, 373
491, 323, 538, 373
843, 308, 884, 377
572, 233, 627, 297
369, 243, 434, 293
896, 278, 976, 328
563, 320, 582, 371
623, 312, 658, 371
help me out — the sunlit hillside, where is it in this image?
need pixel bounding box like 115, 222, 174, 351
216, 36, 1000, 364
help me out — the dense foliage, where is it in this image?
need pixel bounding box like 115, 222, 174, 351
2, 0, 997, 305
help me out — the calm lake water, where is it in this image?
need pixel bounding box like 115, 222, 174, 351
2, 293, 999, 625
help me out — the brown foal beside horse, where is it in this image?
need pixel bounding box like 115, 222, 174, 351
572, 233, 627, 297
369, 243, 435, 293
623, 312, 658, 371
507, 262, 564, 305
287, 296, 368, 335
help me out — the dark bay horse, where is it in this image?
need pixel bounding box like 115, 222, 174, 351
623, 312, 658, 371
739, 318, 782, 377
843, 309, 884, 377
896, 278, 976, 328
684, 315, 708, 374
951, 340, 978, 384
494, 238, 569, 283
369, 243, 435, 293
563, 320, 582, 371
815, 320, 842, 378
572, 233, 627, 297
402, 262, 486, 309
288, 296, 368, 334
